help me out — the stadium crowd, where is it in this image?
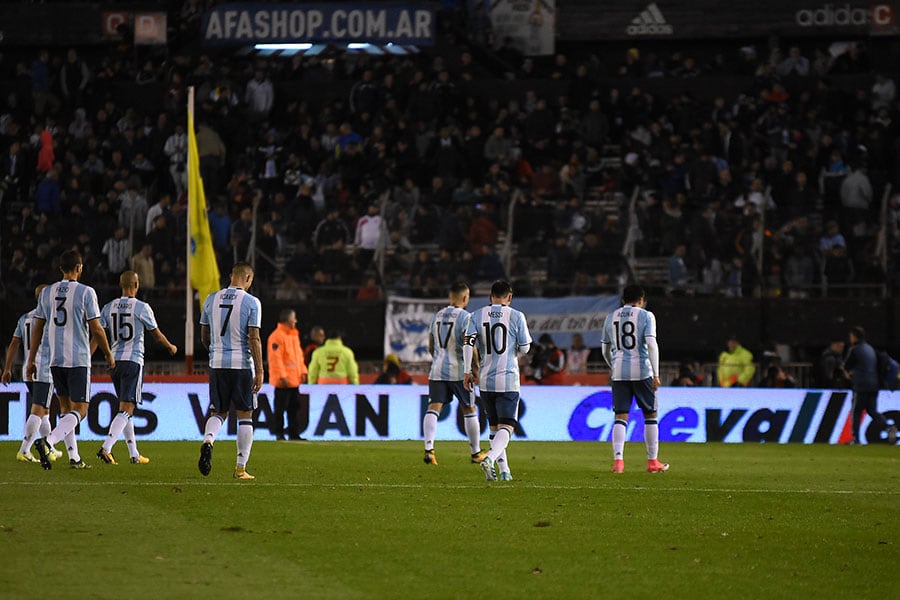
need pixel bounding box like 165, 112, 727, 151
1, 5, 899, 311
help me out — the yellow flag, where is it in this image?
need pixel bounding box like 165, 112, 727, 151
187, 108, 221, 305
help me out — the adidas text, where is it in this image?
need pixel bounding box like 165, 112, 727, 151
626, 3, 673, 35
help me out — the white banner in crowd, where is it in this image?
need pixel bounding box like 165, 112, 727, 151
489, 0, 555, 56
1, 384, 897, 445
384, 295, 620, 363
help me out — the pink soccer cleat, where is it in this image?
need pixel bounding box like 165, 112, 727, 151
646, 459, 669, 473
612, 459, 624, 474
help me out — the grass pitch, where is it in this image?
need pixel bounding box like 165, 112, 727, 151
1, 440, 898, 599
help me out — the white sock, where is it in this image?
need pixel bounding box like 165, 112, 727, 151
65, 428, 80, 462
40, 414, 52, 437
124, 418, 139, 459
497, 449, 510, 474
48, 412, 79, 447
20, 414, 42, 454
203, 415, 224, 444
486, 428, 510, 463
103, 412, 130, 454
613, 420, 627, 460
464, 412, 481, 454
423, 410, 439, 451
645, 419, 659, 460
236, 420, 253, 469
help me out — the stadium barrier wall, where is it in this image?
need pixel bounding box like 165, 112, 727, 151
1, 384, 896, 445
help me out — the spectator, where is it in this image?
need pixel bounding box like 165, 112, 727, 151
668, 243, 690, 295
245, 68, 274, 124
354, 202, 382, 269
131, 243, 156, 299
775, 46, 809, 77
35, 167, 61, 215
815, 340, 846, 388
375, 354, 413, 384
819, 221, 847, 254
145, 194, 172, 236
164, 123, 187, 199
59, 48, 91, 109
567, 333, 591, 375
531, 333, 565, 385
102, 225, 131, 280
823, 244, 855, 294
759, 364, 796, 388
717, 334, 755, 387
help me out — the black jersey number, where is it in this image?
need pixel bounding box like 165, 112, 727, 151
53, 297, 67, 327
110, 313, 134, 342
437, 322, 454, 349
218, 304, 234, 337
482, 322, 508, 355
613, 320, 637, 350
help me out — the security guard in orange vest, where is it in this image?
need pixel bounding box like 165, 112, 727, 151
267, 309, 308, 439
308, 329, 359, 384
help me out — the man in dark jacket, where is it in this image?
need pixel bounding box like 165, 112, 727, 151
843, 326, 896, 444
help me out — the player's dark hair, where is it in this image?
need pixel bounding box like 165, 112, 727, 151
279, 308, 295, 323
490, 280, 513, 299
449, 281, 469, 297
59, 250, 82, 273
622, 284, 645, 305
851, 326, 866, 340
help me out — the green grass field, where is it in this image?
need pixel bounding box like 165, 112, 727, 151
1, 440, 898, 599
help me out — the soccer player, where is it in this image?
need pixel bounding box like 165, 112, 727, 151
307, 330, 359, 384
423, 281, 486, 465
600, 284, 669, 474
29, 250, 116, 470
95, 271, 177, 466
198, 262, 264, 480
2, 284, 63, 464
467, 280, 532, 482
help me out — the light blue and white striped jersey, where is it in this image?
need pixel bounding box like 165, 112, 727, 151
601, 305, 657, 381
428, 305, 471, 381
467, 304, 532, 393
14, 309, 51, 383
35, 279, 101, 368
100, 296, 158, 366
200, 287, 262, 370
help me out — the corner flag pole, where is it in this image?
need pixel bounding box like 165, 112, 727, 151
185, 86, 195, 375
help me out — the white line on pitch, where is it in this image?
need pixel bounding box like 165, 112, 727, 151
0, 480, 896, 495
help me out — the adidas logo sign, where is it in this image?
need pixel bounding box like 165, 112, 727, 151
626, 3, 673, 35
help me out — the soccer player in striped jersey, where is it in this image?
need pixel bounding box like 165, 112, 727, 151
95, 271, 177, 466
467, 280, 532, 482
2, 284, 63, 464
601, 284, 669, 474
28, 250, 115, 470
198, 262, 264, 480
422, 281, 486, 465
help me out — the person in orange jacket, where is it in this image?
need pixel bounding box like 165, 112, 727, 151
267, 308, 308, 440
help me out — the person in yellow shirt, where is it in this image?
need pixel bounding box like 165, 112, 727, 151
267, 308, 308, 440
307, 330, 359, 384
718, 335, 756, 387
